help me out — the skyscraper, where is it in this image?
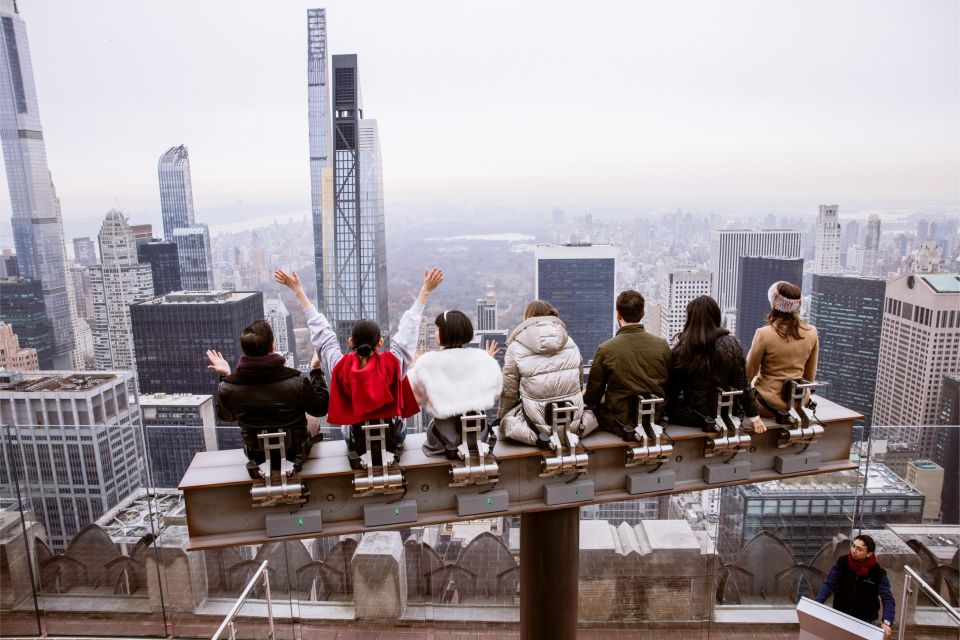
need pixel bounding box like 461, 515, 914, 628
734, 256, 804, 347
137, 239, 182, 296
88, 211, 155, 372
476, 289, 497, 331
140, 392, 216, 488
709, 230, 802, 312
934, 374, 958, 525
0, 0, 75, 367
158, 145, 214, 290
0, 370, 146, 550
130, 290, 263, 395
0, 276, 53, 368
158, 145, 196, 239
307, 8, 331, 308
656, 266, 711, 345
0, 322, 38, 370
69, 261, 94, 319
861, 214, 882, 277
313, 54, 389, 347
873, 273, 960, 431
809, 274, 886, 426
535, 244, 617, 364
264, 295, 296, 367
814, 204, 841, 273
72, 237, 98, 267
171, 225, 214, 291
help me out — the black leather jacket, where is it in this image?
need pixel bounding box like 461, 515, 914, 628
216, 363, 329, 465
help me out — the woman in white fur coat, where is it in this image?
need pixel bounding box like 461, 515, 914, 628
408, 310, 503, 458
497, 300, 597, 446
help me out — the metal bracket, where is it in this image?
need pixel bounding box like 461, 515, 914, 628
777, 380, 825, 448
250, 432, 308, 508
449, 411, 499, 486
352, 422, 405, 496
704, 389, 752, 457
625, 394, 674, 467
540, 403, 589, 476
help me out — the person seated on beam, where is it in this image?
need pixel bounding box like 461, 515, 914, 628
275, 268, 442, 466
583, 289, 671, 438
206, 320, 329, 480
664, 295, 763, 433
408, 309, 503, 459
745, 281, 819, 422
498, 299, 597, 446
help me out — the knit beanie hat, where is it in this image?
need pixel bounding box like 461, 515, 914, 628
768, 281, 802, 313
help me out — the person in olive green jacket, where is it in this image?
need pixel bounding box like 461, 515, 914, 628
584, 290, 672, 437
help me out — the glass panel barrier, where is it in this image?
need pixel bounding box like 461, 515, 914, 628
897, 566, 960, 640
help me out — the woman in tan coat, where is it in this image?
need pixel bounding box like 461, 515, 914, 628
746, 281, 819, 431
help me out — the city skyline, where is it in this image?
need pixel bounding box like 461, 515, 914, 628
0, 0, 953, 229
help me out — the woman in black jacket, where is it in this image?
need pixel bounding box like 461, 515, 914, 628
665, 295, 764, 432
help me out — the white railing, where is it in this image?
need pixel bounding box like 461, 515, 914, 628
211, 560, 275, 640
898, 565, 960, 640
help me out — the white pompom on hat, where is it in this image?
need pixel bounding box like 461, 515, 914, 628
767, 281, 802, 313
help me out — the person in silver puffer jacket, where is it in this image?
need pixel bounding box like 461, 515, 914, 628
497, 300, 598, 446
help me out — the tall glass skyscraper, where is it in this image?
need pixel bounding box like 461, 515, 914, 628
709, 229, 802, 312
0, 0, 76, 367
308, 11, 388, 346
535, 244, 618, 364
158, 145, 214, 290
172, 225, 214, 291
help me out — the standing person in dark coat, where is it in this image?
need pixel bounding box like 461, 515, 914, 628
664, 295, 764, 432
816, 534, 895, 637
583, 290, 671, 437
206, 320, 329, 479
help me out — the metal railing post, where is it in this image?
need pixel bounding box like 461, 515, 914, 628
897, 568, 911, 640
264, 564, 276, 640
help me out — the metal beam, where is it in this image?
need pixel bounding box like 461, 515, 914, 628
179, 398, 860, 550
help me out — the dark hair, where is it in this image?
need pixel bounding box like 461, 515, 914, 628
523, 300, 559, 320
351, 320, 382, 358
435, 310, 473, 348
854, 534, 876, 554
616, 290, 645, 323
766, 281, 805, 340
240, 320, 273, 357
672, 296, 728, 377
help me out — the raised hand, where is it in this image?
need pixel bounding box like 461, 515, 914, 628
418, 267, 444, 303
485, 340, 501, 359
206, 349, 231, 378
274, 269, 311, 310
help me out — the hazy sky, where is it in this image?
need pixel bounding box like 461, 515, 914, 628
2, 0, 958, 224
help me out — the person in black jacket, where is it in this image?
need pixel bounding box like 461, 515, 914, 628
664, 295, 764, 432
206, 320, 329, 479
816, 534, 895, 637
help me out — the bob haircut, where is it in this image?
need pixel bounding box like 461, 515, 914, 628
435, 310, 474, 348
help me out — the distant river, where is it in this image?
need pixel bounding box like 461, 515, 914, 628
425, 233, 536, 242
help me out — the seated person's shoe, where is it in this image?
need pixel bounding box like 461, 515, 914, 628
246, 459, 262, 480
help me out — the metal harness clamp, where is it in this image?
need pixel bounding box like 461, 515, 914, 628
624, 394, 674, 467
704, 389, 752, 457
449, 411, 499, 486
540, 402, 589, 476
250, 431, 309, 508
352, 421, 405, 496
777, 379, 825, 448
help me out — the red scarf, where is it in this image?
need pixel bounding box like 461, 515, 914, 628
847, 552, 877, 577
327, 351, 419, 425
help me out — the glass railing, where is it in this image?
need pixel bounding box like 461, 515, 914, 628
0, 421, 957, 637
896, 565, 960, 639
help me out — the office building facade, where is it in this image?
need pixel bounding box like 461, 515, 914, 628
307, 8, 331, 314
264, 295, 297, 367
0, 322, 37, 370
131, 290, 263, 395
709, 230, 802, 312
137, 239, 182, 296
0, 370, 145, 550
873, 273, 960, 430
809, 274, 885, 426
0, 0, 75, 367
0, 276, 54, 368
934, 374, 958, 524
89, 211, 155, 372
814, 204, 841, 273
476, 290, 497, 331
158, 145, 196, 239
140, 392, 216, 488
171, 225, 214, 291
862, 214, 882, 277
72, 237, 97, 267
734, 256, 804, 348
535, 244, 617, 364
656, 266, 711, 345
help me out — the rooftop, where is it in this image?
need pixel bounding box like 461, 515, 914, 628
0, 371, 120, 393
139, 392, 212, 407
920, 273, 960, 293
137, 290, 259, 305
739, 461, 922, 498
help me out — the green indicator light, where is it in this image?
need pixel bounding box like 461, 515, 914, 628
575, 488, 580, 495
394, 508, 400, 516
297, 517, 304, 526
486, 497, 493, 506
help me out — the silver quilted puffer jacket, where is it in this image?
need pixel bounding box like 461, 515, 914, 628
497, 315, 597, 445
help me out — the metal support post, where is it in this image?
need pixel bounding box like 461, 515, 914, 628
520, 507, 579, 640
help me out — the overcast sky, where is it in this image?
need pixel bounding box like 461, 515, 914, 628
3, 0, 958, 224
